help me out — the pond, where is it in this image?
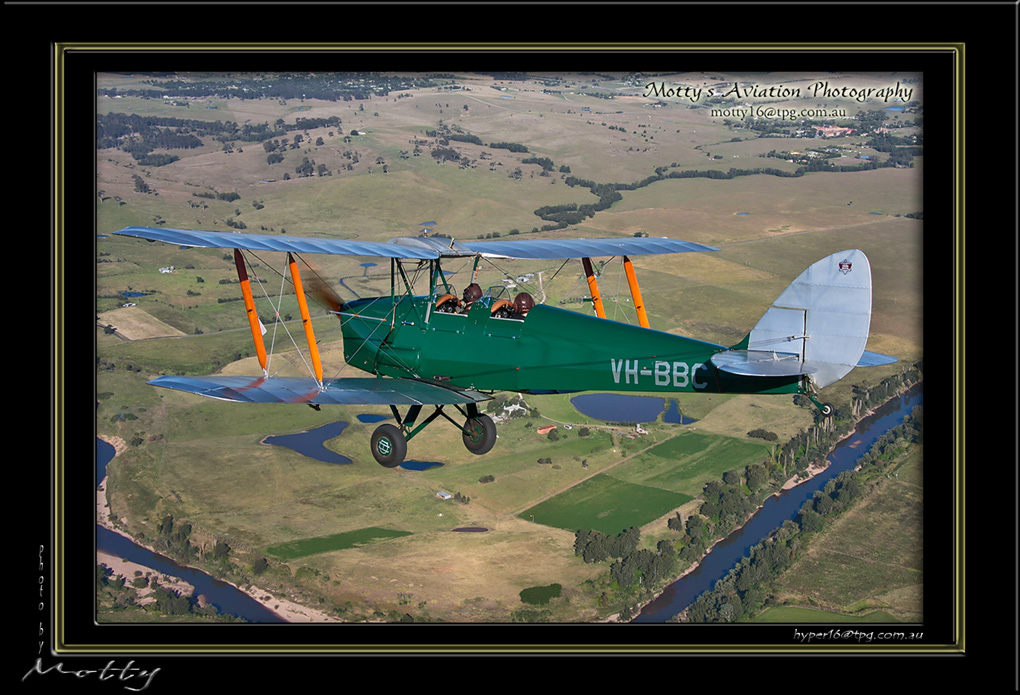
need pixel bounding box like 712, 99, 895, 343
265, 417, 444, 470
263, 421, 351, 465
571, 393, 696, 424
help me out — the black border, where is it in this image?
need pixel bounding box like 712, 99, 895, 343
25, 0, 1014, 689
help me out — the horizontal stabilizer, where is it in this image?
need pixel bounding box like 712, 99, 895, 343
711, 350, 818, 378
857, 350, 898, 367
147, 375, 490, 406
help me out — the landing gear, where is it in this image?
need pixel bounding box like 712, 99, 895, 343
369, 402, 497, 467
808, 394, 834, 417
462, 414, 496, 455
371, 424, 407, 468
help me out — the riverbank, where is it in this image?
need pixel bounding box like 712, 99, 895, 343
636, 385, 926, 624
614, 456, 833, 623
97, 435, 340, 623
630, 386, 921, 622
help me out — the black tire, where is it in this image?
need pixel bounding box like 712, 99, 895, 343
820, 403, 834, 417
462, 415, 497, 455
371, 424, 407, 468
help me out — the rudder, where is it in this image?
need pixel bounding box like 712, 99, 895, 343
746, 249, 872, 389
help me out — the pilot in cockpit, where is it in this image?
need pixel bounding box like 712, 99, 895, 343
510, 292, 534, 320
461, 283, 482, 313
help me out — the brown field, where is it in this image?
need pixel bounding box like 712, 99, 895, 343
772, 445, 924, 621
99, 305, 188, 340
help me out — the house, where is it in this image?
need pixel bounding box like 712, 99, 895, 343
816, 125, 853, 138
436, 491, 452, 500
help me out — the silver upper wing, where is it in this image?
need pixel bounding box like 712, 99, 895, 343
113, 226, 441, 259
113, 226, 717, 259
462, 237, 717, 259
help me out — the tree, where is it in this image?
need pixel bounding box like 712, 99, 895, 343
212, 540, 231, 560
574, 529, 609, 563
746, 463, 768, 491
686, 515, 706, 542
813, 491, 835, 515
798, 508, 823, 533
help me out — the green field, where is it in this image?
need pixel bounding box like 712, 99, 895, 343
519, 474, 692, 536
616, 431, 769, 497
265, 527, 414, 560
94, 70, 923, 622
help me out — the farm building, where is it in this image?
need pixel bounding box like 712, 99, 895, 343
536, 425, 557, 435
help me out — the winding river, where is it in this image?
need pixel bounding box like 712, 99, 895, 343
633, 384, 922, 622
97, 385, 920, 623
97, 439, 285, 622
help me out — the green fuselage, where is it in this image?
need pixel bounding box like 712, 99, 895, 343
340, 295, 803, 397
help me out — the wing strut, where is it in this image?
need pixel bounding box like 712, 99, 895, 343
287, 253, 324, 386
623, 256, 650, 328
234, 249, 269, 375
581, 257, 606, 319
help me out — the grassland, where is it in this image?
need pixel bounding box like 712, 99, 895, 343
761, 445, 924, 622
94, 71, 923, 623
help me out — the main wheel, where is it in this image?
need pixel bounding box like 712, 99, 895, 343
462, 414, 497, 455
819, 403, 834, 417
371, 424, 407, 468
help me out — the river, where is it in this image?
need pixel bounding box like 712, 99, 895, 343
633, 384, 922, 622
97, 440, 285, 622
97, 385, 920, 623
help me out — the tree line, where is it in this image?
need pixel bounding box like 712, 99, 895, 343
683, 403, 921, 623
99, 72, 439, 102
97, 112, 343, 166
571, 362, 922, 620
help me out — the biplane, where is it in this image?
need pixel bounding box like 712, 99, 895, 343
113, 226, 896, 467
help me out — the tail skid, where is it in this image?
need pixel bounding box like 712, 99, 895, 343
713, 249, 888, 390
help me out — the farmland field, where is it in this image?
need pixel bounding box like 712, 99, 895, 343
94, 69, 924, 623
519, 474, 693, 536
765, 445, 924, 622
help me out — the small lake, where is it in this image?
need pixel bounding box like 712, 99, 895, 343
264, 420, 352, 464
571, 393, 696, 424
266, 417, 443, 470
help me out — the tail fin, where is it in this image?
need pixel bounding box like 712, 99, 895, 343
713, 250, 874, 389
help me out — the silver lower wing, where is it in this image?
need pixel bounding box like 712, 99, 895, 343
147, 375, 490, 406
